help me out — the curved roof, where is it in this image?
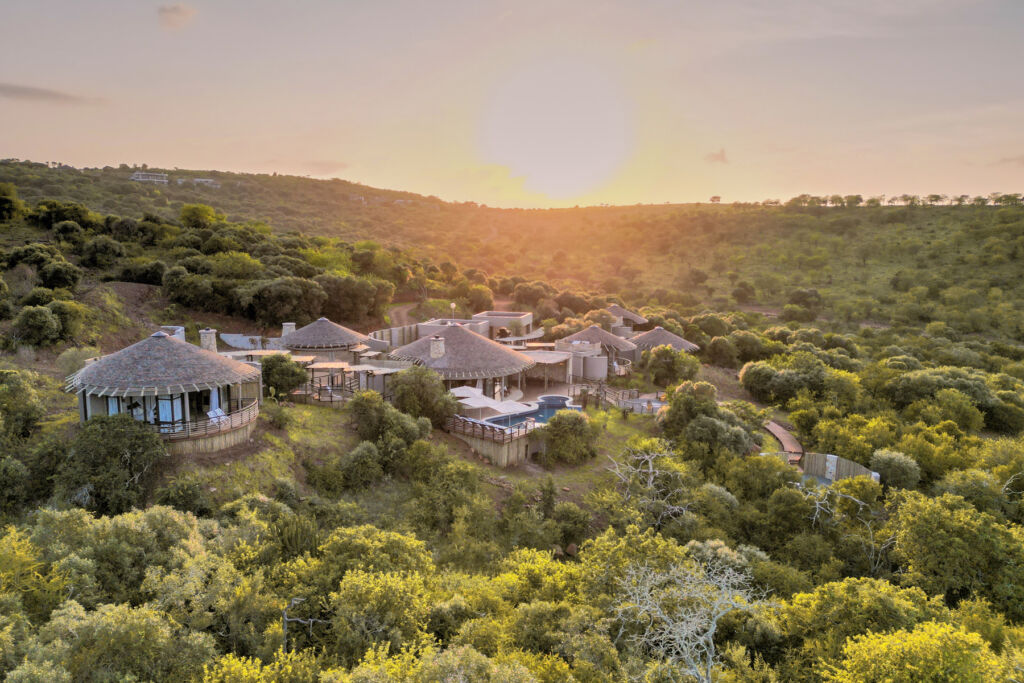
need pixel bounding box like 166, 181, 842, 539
389, 324, 535, 380
631, 326, 700, 353
560, 324, 637, 352
67, 331, 260, 397
607, 304, 648, 325
281, 317, 370, 350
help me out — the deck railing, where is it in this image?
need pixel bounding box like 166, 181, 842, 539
445, 415, 535, 443
568, 382, 640, 408
155, 399, 260, 441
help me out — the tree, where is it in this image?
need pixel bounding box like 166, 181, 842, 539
261, 354, 307, 397
0, 182, 22, 221
9, 601, 216, 682
0, 369, 46, 442
180, 204, 224, 229
55, 414, 168, 515
532, 410, 598, 466
615, 559, 766, 683
824, 621, 1003, 682
467, 284, 494, 312
329, 570, 430, 666
645, 345, 700, 386
389, 365, 457, 427
870, 449, 920, 489
80, 235, 126, 267
706, 336, 739, 368
234, 276, 326, 326
11, 305, 62, 346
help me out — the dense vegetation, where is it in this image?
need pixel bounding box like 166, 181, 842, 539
3, 164, 1024, 679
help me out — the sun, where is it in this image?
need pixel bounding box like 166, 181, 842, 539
478, 55, 634, 200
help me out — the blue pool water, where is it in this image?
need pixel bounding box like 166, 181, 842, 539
484, 395, 582, 428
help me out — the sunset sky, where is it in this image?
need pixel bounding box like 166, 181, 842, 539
2, 0, 1024, 207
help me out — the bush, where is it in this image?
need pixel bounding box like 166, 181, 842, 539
533, 410, 598, 467
390, 365, 458, 427
870, 449, 920, 489
56, 414, 168, 515
80, 235, 126, 268
46, 299, 86, 340
11, 305, 62, 346
56, 346, 101, 377
154, 478, 213, 516
341, 441, 385, 489
706, 336, 740, 368
19, 287, 55, 306
261, 354, 307, 397
39, 260, 82, 290
644, 345, 700, 386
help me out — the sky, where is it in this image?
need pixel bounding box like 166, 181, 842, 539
2, 0, 1024, 208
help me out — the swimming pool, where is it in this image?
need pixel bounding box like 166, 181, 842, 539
484, 395, 582, 428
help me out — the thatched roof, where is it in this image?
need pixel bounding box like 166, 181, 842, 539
66, 331, 260, 397
389, 324, 535, 379
560, 325, 637, 352
281, 317, 370, 350
607, 304, 648, 325
631, 326, 700, 353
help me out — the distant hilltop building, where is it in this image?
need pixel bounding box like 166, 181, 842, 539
129, 171, 169, 184
709, 196, 721, 204
176, 177, 221, 188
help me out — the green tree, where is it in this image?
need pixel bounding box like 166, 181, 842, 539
389, 365, 457, 427
180, 203, 225, 229
645, 344, 701, 386
55, 414, 168, 515
533, 410, 598, 466
10, 305, 62, 346
261, 354, 307, 397
824, 621, 1004, 682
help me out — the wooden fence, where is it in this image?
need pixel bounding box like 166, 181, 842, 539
444, 415, 535, 443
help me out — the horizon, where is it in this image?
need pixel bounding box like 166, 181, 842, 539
3, 1, 1024, 208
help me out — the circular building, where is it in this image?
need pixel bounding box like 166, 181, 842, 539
631, 326, 700, 354
65, 330, 262, 455
389, 323, 535, 399
281, 317, 374, 362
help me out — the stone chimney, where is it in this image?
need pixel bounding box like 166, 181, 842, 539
430, 335, 445, 359
282, 322, 297, 337
199, 328, 218, 352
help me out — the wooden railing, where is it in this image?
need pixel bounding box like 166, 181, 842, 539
156, 400, 259, 441
445, 415, 535, 443
568, 382, 640, 408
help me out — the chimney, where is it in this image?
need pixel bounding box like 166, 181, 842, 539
199, 328, 218, 352
430, 335, 445, 359
282, 322, 297, 337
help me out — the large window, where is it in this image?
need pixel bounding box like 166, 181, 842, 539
106, 396, 121, 415
156, 394, 184, 429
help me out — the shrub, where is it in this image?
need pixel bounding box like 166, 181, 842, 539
341, 441, 385, 489
11, 305, 62, 346
390, 365, 458, 427
870, 449, 920, 489
80, 235, 126, 268
56, 414, 168, 514
56, 346, 101, 376
261, 354, 307, 397
706, 336, 740, 368
644, 345, 700, 386
533, 410, 597, 467
19, 287, 55, 306
154, 478, 213, 516
46, 299, 86, 340
39, 260, 82, 290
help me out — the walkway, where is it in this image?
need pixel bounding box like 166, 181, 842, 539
765, 420, 803, 454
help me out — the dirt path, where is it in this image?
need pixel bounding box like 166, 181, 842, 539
388, 303, 417, 326
765, 420, 803, 454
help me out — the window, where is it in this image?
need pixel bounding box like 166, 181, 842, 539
106, 397, 121, 415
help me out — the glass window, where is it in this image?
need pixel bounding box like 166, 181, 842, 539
106, 397, 120, 415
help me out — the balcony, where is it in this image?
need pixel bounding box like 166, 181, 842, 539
152, 399, 260, 441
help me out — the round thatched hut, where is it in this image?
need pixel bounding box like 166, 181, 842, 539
281, 317, 374, 362
631, 326, 700, 353
389, 323, 535, 399
65, 331, 262, 455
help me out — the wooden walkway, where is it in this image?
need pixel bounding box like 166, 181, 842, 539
765, 420, 803, 454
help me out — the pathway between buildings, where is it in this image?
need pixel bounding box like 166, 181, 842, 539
388, 303, 417, 327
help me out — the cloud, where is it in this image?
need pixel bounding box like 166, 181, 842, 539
158, 4, 197, 30
704, 148, 728, 164
995, 154, 1024, 166
0, 82, 101, 105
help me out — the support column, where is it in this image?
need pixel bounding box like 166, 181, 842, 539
183, 391, 191, 436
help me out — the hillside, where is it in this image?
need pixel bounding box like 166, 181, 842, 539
4, 174, 1024, 679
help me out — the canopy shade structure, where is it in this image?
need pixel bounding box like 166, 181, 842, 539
281, 317, 372, 350
559, 325, 638, 353
607, 304, 648, 325
66, 331, 260, 397
390, 324, 536, 380
454, 386, 531, 414
631, 326, 701, 353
